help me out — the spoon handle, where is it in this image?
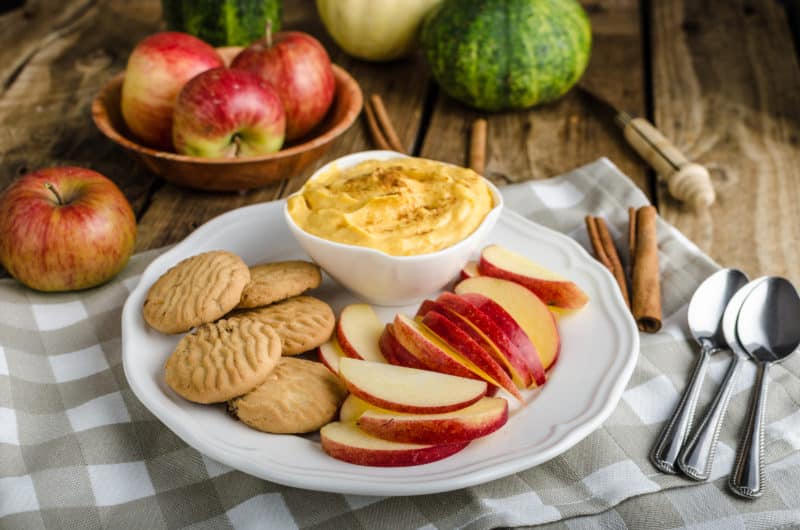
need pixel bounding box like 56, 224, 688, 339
678, 355, 743, 480
651, 342, 713, 474
729, 362, 769, 498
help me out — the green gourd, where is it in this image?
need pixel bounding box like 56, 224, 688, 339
421, 0, 591, 111
161, 0, 282, 47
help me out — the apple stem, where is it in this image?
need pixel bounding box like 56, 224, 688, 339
233, 135, 242, 157
265, 19, 272, 47
45, 182, 64, 206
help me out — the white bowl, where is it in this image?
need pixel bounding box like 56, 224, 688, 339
284, 150, 504, 306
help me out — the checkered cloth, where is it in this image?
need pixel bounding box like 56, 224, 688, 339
2, 159, 799, 529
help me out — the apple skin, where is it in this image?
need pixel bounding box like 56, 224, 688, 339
434, 293, 544, 387
357, 396, 509, 445
379, 324, 429, 370
459, 261, 480, 281
172, 67, 286, 158
231, 30, 335, 141
0, 167, 136, 292
321, 421, 468, 467
421, 310, 522, 400
317, 337, 347, 375
121, 32, 223, 150
456, 277, 562, 372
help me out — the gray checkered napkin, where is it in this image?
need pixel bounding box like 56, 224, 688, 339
2, 159, 799, 530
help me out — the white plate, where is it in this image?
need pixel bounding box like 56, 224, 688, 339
121, 201, 638, 496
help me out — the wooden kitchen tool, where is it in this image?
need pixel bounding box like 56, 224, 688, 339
579, 86, 715, 209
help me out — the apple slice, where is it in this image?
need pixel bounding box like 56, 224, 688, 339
336, 304, 387, 363
320, 422, 468, 467
340, 394, 397, 422
435, 293, 545, 387
479, 244, 589, 309
317, 336, 347, 375
379, 324, 429, 370
456, 276, 561, 371
338, 357, 487, 414
357, 396, 508, 445
459, 261, 481, 281
421, 310, 522, 400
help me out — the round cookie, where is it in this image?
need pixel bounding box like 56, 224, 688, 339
228, 357, 347, 434
165, 317, 280, 404
144, 250, 250, 334
233, 296, 335, 355
237, 260, 321, 309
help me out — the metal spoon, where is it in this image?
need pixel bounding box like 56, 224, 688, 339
678, 277, 766, 480
729, 277, 800, 498
651, 268, 748, 474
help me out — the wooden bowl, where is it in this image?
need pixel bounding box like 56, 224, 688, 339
91, 60, 362, 191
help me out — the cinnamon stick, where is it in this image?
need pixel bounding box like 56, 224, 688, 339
469, 118, 488, 175
364, 102, 390, 151
369, 94, 405, 153
585, 216, 630, 308
630, 206, 662, 332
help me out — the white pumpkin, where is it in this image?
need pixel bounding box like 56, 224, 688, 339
316, 0, 443, 61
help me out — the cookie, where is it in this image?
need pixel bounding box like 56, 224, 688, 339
237, 260, 321, 309
144, 250, 250, 334
164, 317, 281, 404
228, 357, 347, 434
232, 296, 335, 355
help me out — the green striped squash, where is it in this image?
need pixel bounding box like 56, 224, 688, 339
161, 0, 282, 47
421, 0, 591, 111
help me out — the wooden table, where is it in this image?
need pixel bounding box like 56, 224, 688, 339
1, 1, 799, 286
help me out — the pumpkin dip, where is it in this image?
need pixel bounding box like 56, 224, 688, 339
287, 157, 495, 256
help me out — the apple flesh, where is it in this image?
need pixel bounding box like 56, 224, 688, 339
339, 393, 397, 422
320, 421, 468, 467
317, 336, 347, 375
172, 68, 285, 158
231, 29, 335, 141
357, 396, 508, 445
459, 261, 480, 281
479, 244, 589, 309
338, 357, 486, 414
0, 167, 136, 292
336, 304, 387, 363
121, 32, 223, 149
456, 276, 561, 371
420, 310, 522, 400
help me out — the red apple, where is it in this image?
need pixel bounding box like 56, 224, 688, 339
231, 26, 335, 141
456, 276, 562, 371
479, 244, 589, 309
421, 310, 522, 400
172, 67, 286, 158
337, 304, 387, 363
338, 357, 487, 414
459, 261, 480, 281
320, 421, 468, 467
379, 324, 429, 370
357, 396, 509, 445
121, 32, 223, 149
0, 167, 136, 292
434, 293, 545, 387
317, 337, 347, 375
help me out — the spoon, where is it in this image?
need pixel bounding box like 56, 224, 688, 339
651, 268, 748, 474
678, 277, 766, 480
729, 277, 800, 498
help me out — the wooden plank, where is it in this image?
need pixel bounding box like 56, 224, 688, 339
135, 2, 431, 250
419, 0, 649, 192
650, 0, 800, 283
0, 0, 162, 215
